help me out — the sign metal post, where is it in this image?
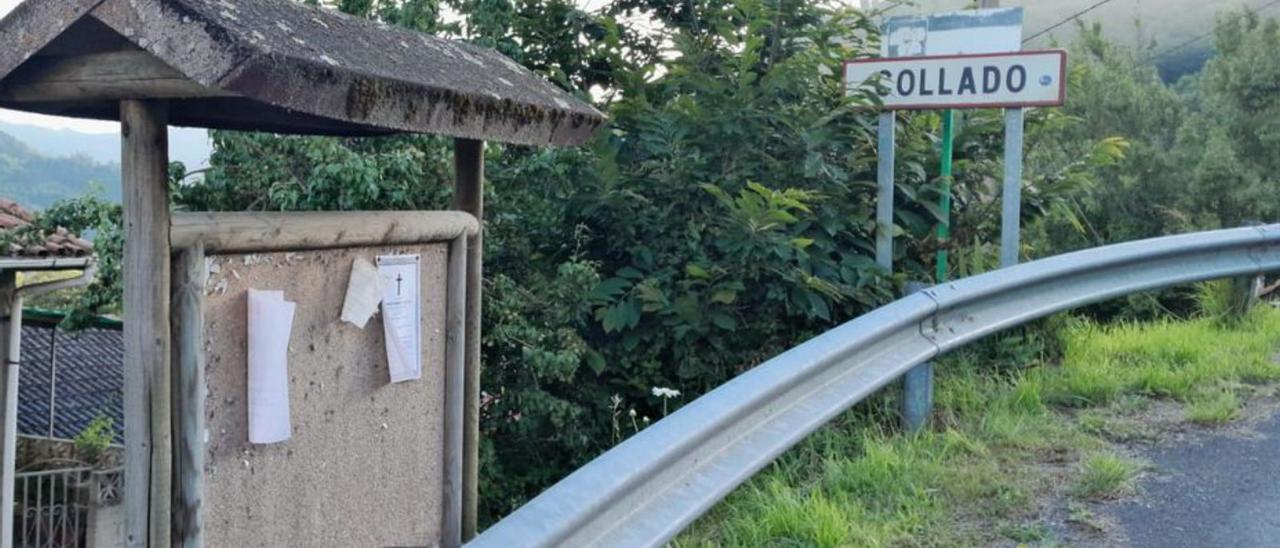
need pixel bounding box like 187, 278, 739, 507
937, 109, 955, 283
1002, 107, 1024, 267
847, 6, 1063, 432
987, 0, 1023, 270
846, 48, 1065, 277
875, 112, 896, 270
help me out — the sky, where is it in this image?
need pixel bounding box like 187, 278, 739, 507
0, 0, 113, 132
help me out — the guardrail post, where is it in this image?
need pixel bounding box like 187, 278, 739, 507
1231, 220, 1266, 319
901, 282, 933, 432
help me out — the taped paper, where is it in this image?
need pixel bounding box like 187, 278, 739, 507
377, 255, 422, 383
247, 289, 297, 444
340, 258, 381, 328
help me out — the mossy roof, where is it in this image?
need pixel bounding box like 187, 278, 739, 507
0, 0, 605, 146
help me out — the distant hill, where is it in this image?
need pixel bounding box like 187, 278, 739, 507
0, 121, 211, 169
0, 130, 122, 209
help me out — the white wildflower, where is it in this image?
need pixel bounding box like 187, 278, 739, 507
651, 387, 681, 399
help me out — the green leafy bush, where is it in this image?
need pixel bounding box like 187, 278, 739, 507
35, 0, 1126, 521
74, 415, 116, 465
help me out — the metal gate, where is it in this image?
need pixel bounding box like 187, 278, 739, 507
11, 462, 122, 548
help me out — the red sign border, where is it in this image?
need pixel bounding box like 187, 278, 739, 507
843, 49, 1068, 111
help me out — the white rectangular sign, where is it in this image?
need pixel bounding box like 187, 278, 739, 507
377, 254, 422, 383
884, 8, 1023, 57
845, 50, 1066, 111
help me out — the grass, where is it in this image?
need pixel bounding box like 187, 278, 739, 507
677, 307, 1280, 547
1186, 390, 1241, 424
1069, 453, 1145, 500
1034, 308, 1280, 406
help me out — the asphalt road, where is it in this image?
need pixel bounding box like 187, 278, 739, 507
1108, 411, 1280, 547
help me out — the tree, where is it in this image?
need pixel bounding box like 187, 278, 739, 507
43, 0, 1125, 521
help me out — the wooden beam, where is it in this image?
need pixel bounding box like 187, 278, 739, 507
0, 51, 237, 104
172, 243, 206, 547
121, 99, 171, 548
453, 138, 484, 541
442, 235, 468, 548
170, 211, 480, 253
0, 271, 15, 548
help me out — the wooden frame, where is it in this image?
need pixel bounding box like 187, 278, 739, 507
0, 2, 607, 541
120, 99, 171, 548
0, 51, 237, 103
452, 138, 484, 540
169, 212, 476, 547
170, 243, 205, 547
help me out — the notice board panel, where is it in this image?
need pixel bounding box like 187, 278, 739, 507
201, 243, 448, 547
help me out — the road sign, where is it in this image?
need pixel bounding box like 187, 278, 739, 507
883, 8, 1023, 57
845, 50, 1066, 111
865, 6, 1043, 289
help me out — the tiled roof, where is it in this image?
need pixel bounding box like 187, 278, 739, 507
18, 323, 124, 441
0, 199, 94, 258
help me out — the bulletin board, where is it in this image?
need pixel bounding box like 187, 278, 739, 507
199, 243, 449, 547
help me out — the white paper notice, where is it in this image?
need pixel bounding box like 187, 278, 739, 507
247, 289, 297, 444
377, 255, 422, 383
340, 258, 382, 328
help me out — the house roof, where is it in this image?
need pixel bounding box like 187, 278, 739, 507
0, 199, 95, 259
18, 322, 124, 441
0, 0, 606, 146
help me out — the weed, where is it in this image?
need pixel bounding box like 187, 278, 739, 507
1066, 501, 1105, 532
1077, 411, 1108, 435
1000, 522, 1051, 543
74, 415, 115, 465
1186, 390, 1241, 424
1070, 453, 1145, 500
1077, 410, 1154, 442
1112, 394, 1151, 415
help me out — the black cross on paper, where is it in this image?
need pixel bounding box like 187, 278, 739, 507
396, 273, 404, 296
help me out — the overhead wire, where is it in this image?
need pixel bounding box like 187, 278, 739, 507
1022, 0, 1119, 43
1141, 0, 1280, 62
1017, 0, 1280, 66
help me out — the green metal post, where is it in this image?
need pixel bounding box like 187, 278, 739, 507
936, 109, 955, 283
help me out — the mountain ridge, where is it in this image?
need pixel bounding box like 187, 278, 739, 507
0, 120, 212, 169
0, 129, 122, 209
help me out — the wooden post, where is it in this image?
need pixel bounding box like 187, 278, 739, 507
442, 235, 468, 548
172, 243, 206, 547
0, 270, 16, 548
121, 99, 172, 548
452, 138, 484, 540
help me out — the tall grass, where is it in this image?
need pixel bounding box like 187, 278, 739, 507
1070, 453, 1146, 500
1035, 307, 1280, 405
678, 307, 1280, 546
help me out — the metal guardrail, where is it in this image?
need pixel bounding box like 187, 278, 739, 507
469, 225, 1280, 548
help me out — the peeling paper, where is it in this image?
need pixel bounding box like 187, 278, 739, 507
340, 258, 382, 328
248, 289, 296, 444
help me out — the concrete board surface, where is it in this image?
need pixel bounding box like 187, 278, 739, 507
201, 245, 448, 547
